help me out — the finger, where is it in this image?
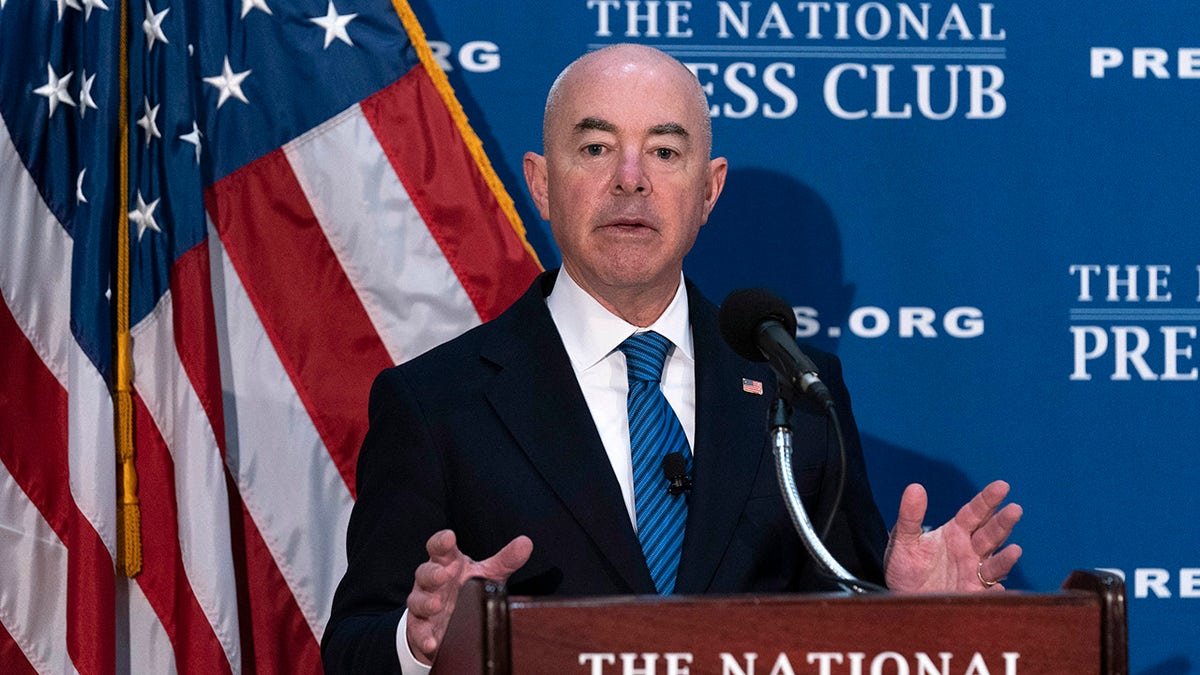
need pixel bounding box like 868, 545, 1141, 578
891, 483, 928, 540
983, 542, 1021, 571
406, 586, 443, 620
413, 559, 456, 593
970, 502, 1023, 558
406, 577, 460, 661
473, 535, 534, 581
953, 480, 1011, 534
425, 529, 461, 564
413, 635, 438, 665
404, 613, 440, 666
979, 543, 1023, 584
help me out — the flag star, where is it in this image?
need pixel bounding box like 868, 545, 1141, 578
79, 70, 98, 118
309, 1, 357, 49
137, 98, 162, 146
80, 0, 109, 20
203, 56, 251, 109
180, 121, 202, 164
54, 0, 82, 21
128, 191, 162, 241
240, 0, 271, 18
77, 168, 88, 204
143, 1, 169, 52
33, 64, 76, 118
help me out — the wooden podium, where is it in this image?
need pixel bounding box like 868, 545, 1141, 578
431, 570, 1126, 675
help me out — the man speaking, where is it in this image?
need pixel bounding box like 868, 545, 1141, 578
322, 43, 1023, 674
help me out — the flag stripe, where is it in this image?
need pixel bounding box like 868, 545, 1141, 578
208, 226, 353, 643
173, 240, 283, 671
0, 611, 39, 675
169, 242, 228, 459
131, 296, 244, 671
63, 351, 119, 675
0, 459, 70, 675
0, 119, 72, 388
131, 392, 234, 675
207, 149, 393, 497
282, 103, 482, 365
0, 297, 109, 675
119, 577, 180, 675
361, 68, 542, 322
232, 500, 324, 674
0, 248, 71, 675
174, 238, 326, 671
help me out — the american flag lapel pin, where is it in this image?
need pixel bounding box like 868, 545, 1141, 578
742, 378, 763, 395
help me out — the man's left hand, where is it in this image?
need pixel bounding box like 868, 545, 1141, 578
884, 480, 1023, 593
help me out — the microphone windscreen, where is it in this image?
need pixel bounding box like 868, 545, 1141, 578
718, 288, 798, 362
662, 451, 687, 478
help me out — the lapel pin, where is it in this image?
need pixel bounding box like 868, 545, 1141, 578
742, 378, 763, 395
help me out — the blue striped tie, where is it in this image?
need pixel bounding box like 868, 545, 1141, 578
618, 331, 692, 595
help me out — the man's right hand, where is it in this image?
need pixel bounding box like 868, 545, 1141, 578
405, 529, 533, 665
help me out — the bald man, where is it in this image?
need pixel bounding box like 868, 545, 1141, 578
322, 44, 1022, 674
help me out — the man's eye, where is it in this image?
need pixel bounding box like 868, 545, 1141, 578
655, 148, 676, 160
585, 144, 605, 156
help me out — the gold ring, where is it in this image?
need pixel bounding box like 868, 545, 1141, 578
977, 560, 1000, 587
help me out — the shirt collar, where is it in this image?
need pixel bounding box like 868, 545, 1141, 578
547, 268, 694, 373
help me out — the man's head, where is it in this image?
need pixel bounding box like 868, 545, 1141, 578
523, 44, 728, 324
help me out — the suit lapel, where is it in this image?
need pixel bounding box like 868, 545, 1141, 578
480, 273, 656, 594
675, 282, 773, 594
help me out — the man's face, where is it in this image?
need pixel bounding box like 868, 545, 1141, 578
524, 49, 727, 307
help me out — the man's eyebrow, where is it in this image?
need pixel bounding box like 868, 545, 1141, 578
574, 117, 617, 134
649, 122, 689, 139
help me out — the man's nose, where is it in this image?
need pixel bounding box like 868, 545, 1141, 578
611, 149, 650, 195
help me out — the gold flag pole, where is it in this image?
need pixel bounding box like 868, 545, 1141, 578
115, 0, 142, 577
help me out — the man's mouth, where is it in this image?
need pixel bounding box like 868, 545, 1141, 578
604, 219, 653, 231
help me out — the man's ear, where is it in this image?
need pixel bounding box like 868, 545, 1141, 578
702, 156, 729, 220
523, 152, 551, 221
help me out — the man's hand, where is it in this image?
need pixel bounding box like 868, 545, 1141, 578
884, 480, 1023, 593
405, 530, 533, 665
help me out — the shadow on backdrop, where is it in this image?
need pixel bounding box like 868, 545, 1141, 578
1139, 656, 1192, 675
687, 167, 1030, 590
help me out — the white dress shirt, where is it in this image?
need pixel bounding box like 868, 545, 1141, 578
397, 268, 696, 672
545, 267, 696, 528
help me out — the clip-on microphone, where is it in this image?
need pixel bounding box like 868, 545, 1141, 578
662, 452, 692, 496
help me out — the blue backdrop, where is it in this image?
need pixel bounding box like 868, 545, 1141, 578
413, 2, 1199, 671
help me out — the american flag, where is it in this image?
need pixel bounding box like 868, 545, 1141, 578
0, 0, 541, 672
742, 378, 763, 395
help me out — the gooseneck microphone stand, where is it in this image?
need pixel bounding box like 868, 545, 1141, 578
769, 396, 885, 595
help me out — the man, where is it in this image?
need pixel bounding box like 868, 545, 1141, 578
322, 44, 1022, 674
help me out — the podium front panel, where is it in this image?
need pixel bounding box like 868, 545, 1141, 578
507, 593, 1101, 675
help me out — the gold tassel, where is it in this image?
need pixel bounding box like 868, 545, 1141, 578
115, 0, 141, 578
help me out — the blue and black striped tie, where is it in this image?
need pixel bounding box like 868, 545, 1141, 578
618, 331, 692, 595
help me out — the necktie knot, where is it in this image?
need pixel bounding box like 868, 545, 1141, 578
618, 331, 671, 383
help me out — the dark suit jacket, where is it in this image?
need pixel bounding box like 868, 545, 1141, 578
322, 270, 888, 673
